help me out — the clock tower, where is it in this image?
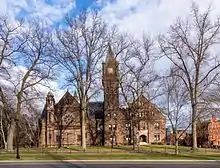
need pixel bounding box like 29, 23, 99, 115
102, 44, 119, 111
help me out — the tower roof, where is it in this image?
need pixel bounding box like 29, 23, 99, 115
47, 91, 53, 97
106, 43, 115, 62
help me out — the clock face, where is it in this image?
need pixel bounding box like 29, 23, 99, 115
107, 68, 114, 74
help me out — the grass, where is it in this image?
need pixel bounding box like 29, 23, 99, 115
0, 145, 220, 161
1, 152, 220, 160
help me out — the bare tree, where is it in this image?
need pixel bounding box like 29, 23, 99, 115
0, 16, 27, 152
0, 87, 14, 150
51, 11, 109, 150
0, 16, 26, 76
17, 109, 40, 148
119, 36, 159, 150
159, 3, 220, 150
4, 19, 55, 158
160, 69, 189, 154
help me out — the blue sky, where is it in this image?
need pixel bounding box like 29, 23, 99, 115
1, 0, 219, 36
1, 0, 220, 101
1, 0, 104, 26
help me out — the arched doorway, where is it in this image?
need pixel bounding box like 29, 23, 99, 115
139, 135, 147, 143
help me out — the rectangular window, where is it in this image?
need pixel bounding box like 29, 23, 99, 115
154, 134, 160, 141
110, 135, 115, 141
113, 124, 116, 130
158, 135, 160, 141
125, 123, 130, 128
143, 123, 146, 130
125, 135, 130, 141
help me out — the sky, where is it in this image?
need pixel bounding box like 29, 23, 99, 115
1, 0, 220, 34
1, 0, 220, 104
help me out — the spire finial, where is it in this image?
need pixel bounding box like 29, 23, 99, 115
47, 91, 53, 97
106, 42, 114, 61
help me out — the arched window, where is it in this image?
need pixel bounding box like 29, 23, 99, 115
154, 123, 160, 129
48, 113, 52, 123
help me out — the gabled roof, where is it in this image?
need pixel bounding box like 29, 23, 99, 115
132, 94, 166, 117
56, 90, 79, 106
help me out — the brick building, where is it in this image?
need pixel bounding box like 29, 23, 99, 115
39, 46, 166, 147
196, 116, 220, 147
207, 116, 220, 147
166, 128, 191, 146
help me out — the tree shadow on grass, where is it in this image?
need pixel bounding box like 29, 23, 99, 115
43, 151, 88, 168
100, 146, 220, 161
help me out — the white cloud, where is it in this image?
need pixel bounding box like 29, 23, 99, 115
1, 0, 76, 25
100, 0, 220, 38
1, 0, 220, 106
98, 0, 220, 72
0, 0, 7, 14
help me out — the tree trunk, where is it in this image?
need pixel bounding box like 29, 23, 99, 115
132, 125, 138, 151
192, 67, 199, 151
15, 120, 20, 159
132, 123, 135, 150
192, 119, 197, 150
81, 99, 86, 151
192, 104, 198, 151
15, 92, 22, 159
7, 119, 15, 151
175, 135, 179, 155
0, 110, 7, 150
147, 122, 150, 143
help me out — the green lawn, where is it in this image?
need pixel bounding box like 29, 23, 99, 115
66, 145, 220, 154
0, 145, 220, 161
